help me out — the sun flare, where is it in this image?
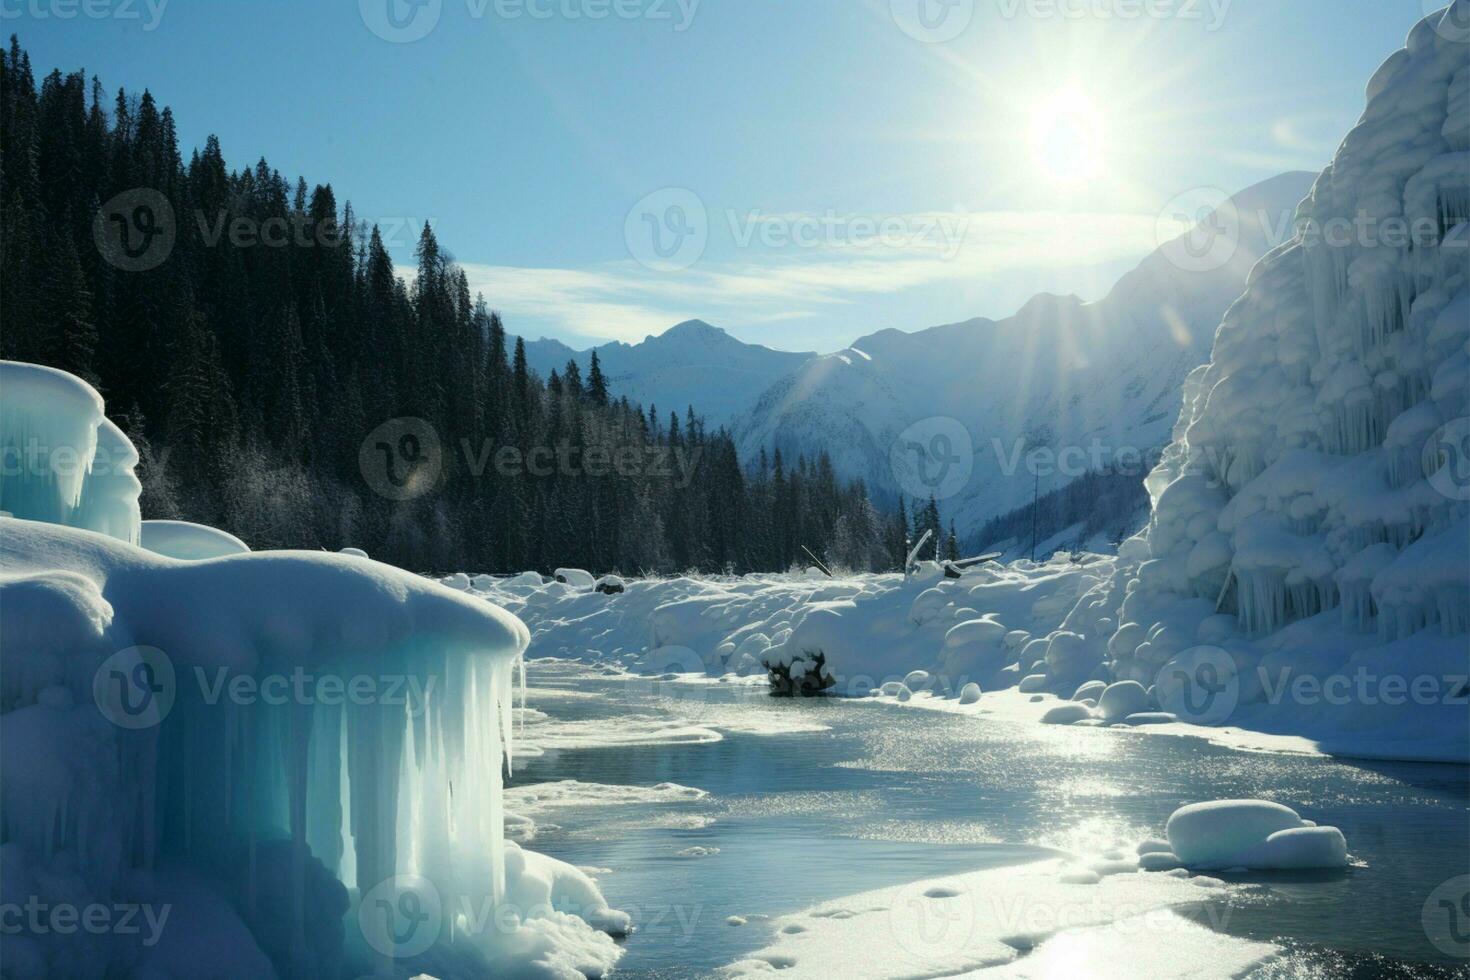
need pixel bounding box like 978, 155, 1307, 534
1030, 88, 1108, 184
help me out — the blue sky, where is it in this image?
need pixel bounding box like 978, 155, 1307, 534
9, 0, 1435, 352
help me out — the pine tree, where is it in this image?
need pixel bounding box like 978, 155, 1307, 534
0, 37, 901, 576
587, 349, 608, 406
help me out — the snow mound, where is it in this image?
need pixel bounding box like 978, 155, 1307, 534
139, 519, 250, 560
554, 568, 596, 591
1164, 800, 1349, 870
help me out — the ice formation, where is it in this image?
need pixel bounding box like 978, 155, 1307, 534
1115, 5, 1468, 656
0, 364, 627, 978
0, 362, 144, 546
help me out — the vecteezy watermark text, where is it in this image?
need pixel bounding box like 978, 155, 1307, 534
0, 897, 171, 947
360, 418, 704, 502
464, 441, 701, 487
359, 0, 699, 43
0, 0, 168, 31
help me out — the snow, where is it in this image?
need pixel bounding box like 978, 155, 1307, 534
1096, 681, 1151, 722
1040, 702, 1093, 725
474, 500, 1464, 759
0, 365, 626, 979
522, 319, 811, 431
139, 519, 251, 560
1164, 800, 1349, 871
718, 857, 1277, 979
554, 568, 596, 591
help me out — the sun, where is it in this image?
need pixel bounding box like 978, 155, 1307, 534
1030, 89, 1108, 185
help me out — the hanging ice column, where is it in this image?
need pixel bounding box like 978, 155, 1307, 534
0, 360, 143, 544
0, 360, 106, 530
1109, 5, 1470, 680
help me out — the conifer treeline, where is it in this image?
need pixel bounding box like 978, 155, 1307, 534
0, 38, 916, 574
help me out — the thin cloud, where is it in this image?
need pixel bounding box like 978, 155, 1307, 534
408, 209, 1159, 346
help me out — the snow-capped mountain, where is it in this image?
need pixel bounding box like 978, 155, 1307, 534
731, 172, 1319, 536
521, 320, 813, 428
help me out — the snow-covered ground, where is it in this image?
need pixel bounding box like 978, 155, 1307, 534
719, 860, 1276, 979
463, 554, 1466, 764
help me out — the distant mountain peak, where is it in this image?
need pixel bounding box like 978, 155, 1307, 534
515, 319, 813, 429
656, 319, 726, 343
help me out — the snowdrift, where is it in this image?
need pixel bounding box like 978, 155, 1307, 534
0, 362, 623, 978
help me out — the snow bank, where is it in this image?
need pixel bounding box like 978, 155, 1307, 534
719, 857, 1276, 979
139, 519, 250, 560
0, 362, 625, 979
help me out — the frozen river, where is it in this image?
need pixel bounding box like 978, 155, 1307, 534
512, 663, 1468, 979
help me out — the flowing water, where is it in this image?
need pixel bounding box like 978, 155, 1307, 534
512, 663, 1469, 979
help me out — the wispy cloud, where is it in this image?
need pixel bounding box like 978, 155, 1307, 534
405, 209, 1159, 347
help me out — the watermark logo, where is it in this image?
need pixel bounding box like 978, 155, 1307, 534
1423, 875, 1470, 958
94, 189, 175, 272
890, 0, 974, 42
1426, 0, 1470, 43
1154, 645, 1239, 726
1424, 417, 1470, 501
726, 209, 971, 259
360, 418, 444, 501
359, 874, 443, 958
626, 188, 708, 271
359, 0, 442, 42
889, 878, 977, 963
93, 645, 176, 730
1155, 187, 1239, 274
891, 417, 974, 501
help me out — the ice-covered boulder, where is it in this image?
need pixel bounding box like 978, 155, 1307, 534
1097, 681, 1151, 722
903, 669, 931, 691
940, 616, 1009, 674
554, 567, 596, 590
1041, 703, 1094, 725
1072, 680, 1107, 701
